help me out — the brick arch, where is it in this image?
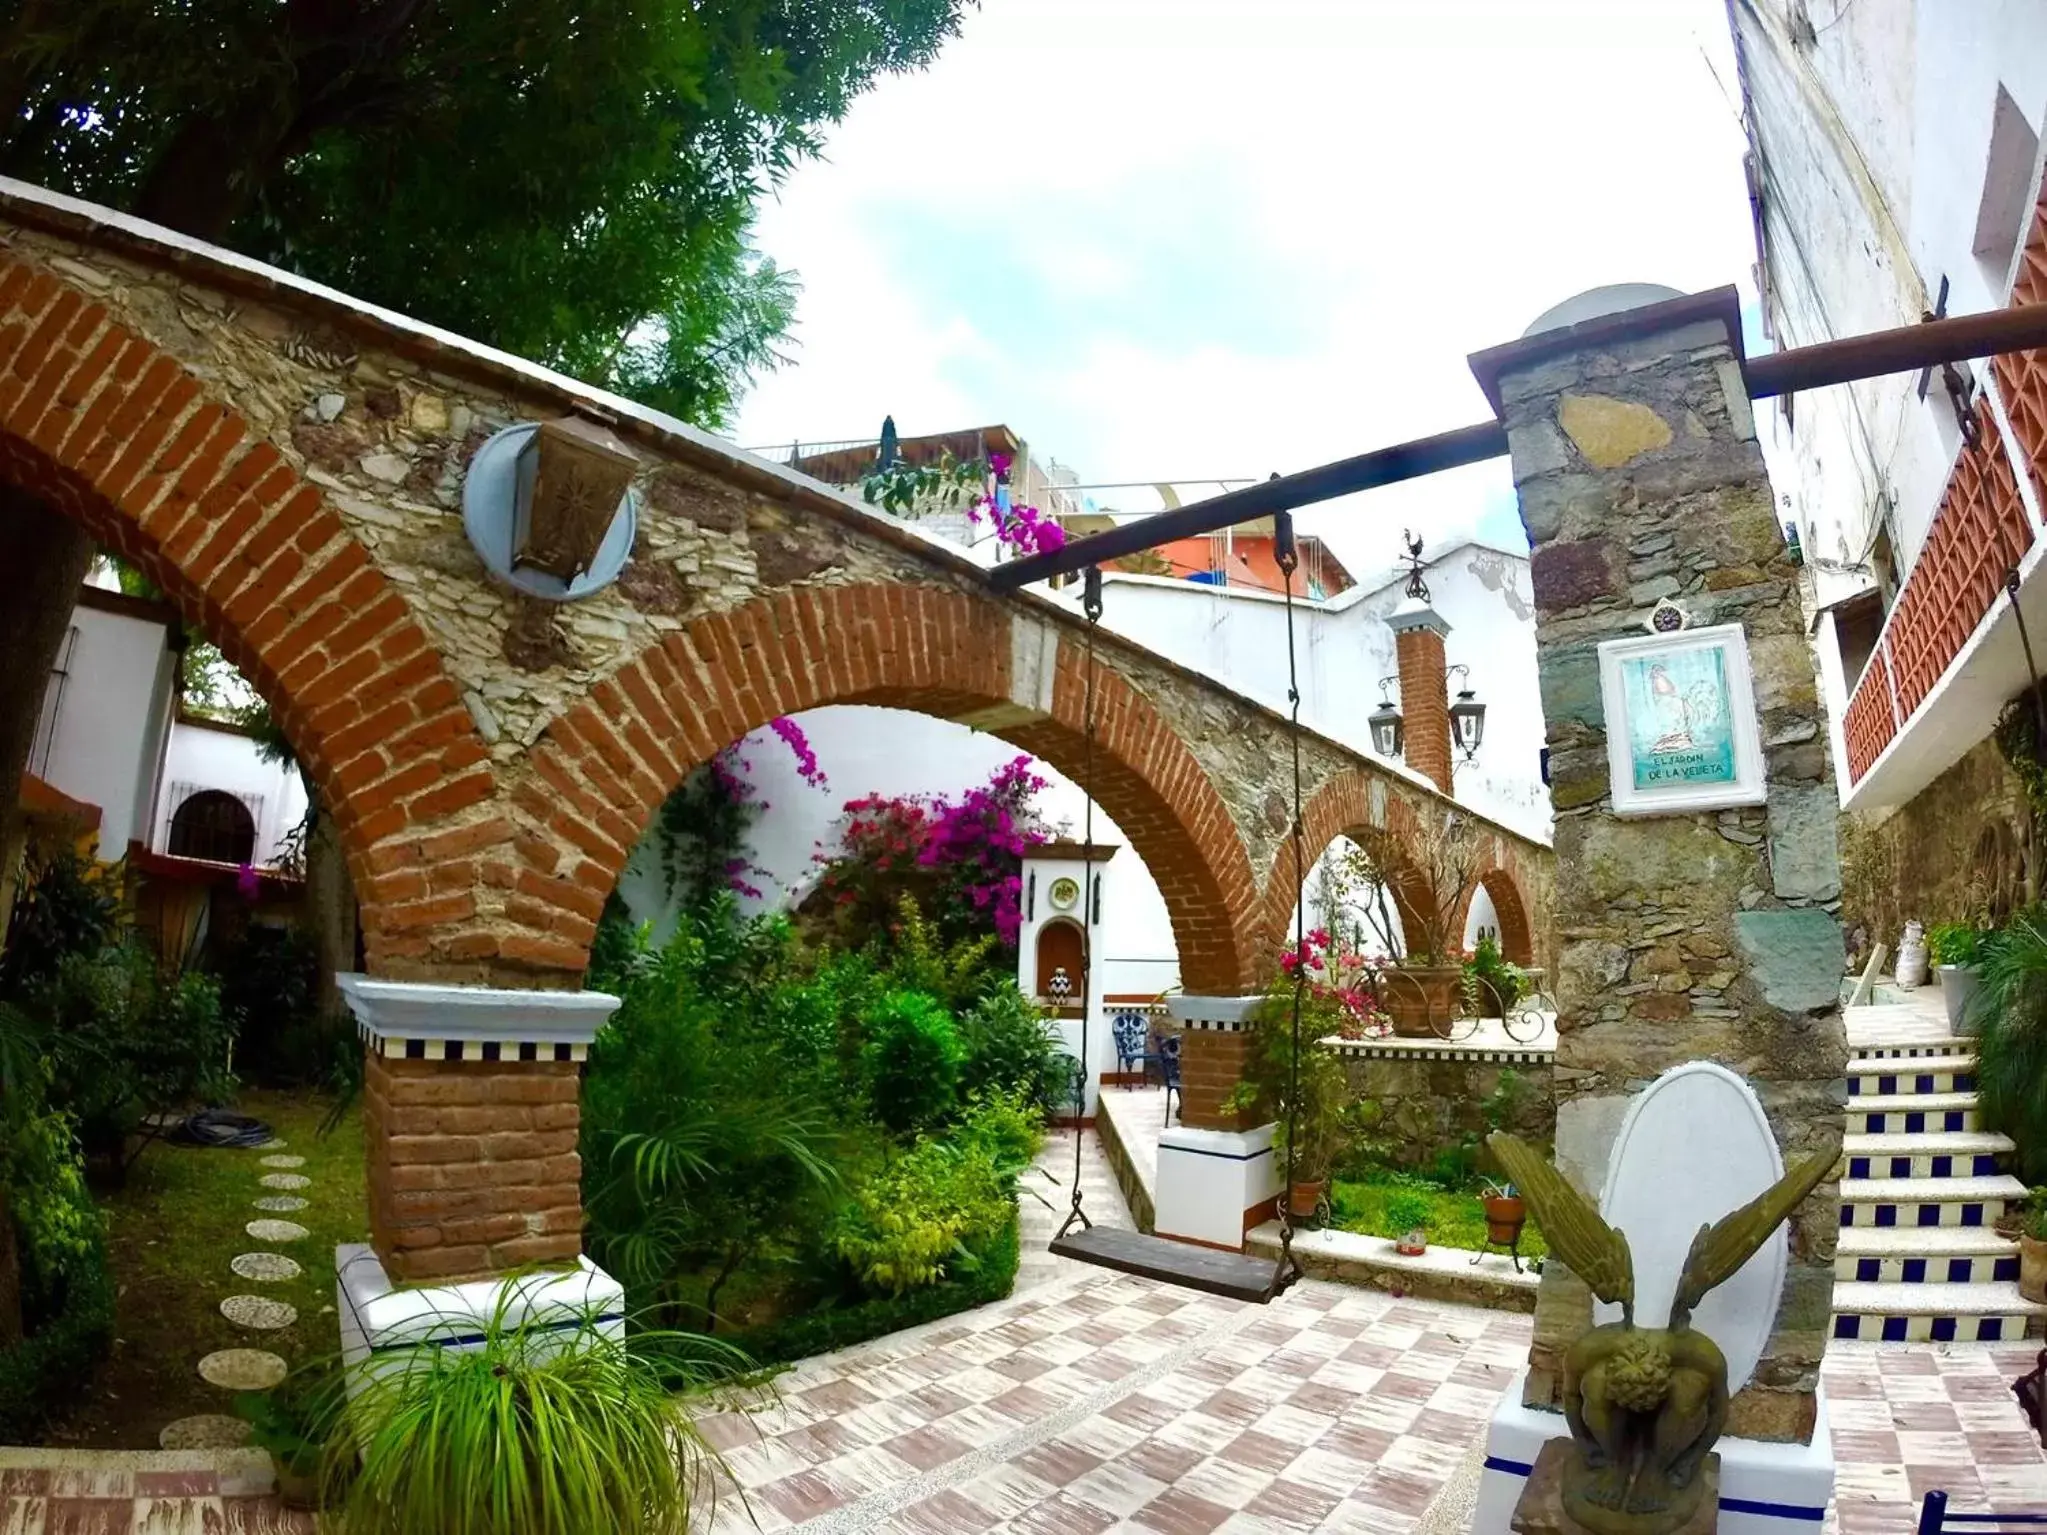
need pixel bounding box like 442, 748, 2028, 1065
0, 258, 496, 978
1259, 768, 1440, 960
1455, 859, 1535, 967
504, 581, 1264, 993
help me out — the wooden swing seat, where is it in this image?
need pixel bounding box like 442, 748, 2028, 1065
1048, 1225, 1297, 1304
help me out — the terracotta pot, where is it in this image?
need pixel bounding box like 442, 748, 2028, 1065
2022, 1234, 2047, 1305
1288, 1179, 1326, 1220
1483, 1194, 1526, 1246
1379, 966, 1466, 1038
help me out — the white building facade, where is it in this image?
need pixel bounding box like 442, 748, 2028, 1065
1731, 1, 2047, 814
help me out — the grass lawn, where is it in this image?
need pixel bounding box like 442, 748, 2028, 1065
1328, 1175, 1549, 1262
41, 1087, 366, 1450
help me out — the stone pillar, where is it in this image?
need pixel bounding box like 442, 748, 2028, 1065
1469, 288, 1845, 1443
1391, 600, 1455, 794
337, 974, 619, 1284
1154, 997, 1280, 1249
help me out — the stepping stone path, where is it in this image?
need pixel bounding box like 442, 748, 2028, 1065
253, 1196, 308, 1212
198, 1348, 288, 1391
221, 1294, 298, 1331
231, 1252, 302, 1283
259, 1154, 305, 1169
245, 1218, 309, 1243
259, 1173, 311, 1190
159, 1413, 253, 1450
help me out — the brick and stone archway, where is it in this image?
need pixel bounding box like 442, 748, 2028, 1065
0, 183, 1552, 1290
1261, 766, 1442, 959
1451, 851, 1539, 968
507, 582, 1266, 996
0, 256, 497, 980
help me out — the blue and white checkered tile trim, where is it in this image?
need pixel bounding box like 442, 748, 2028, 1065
359, 1029, 587, 1063
1847, 1071, 1976, 1096
1832, 1312, 2025, 1342
1840, 1200, 2004, 1228
1835, 1253, 2023, 1284
1855, 1043, 1971, 1060
1332, 1042, 1552, 1065
1845, 1153, 2004, 1180
1850, 1108, 1978, 1134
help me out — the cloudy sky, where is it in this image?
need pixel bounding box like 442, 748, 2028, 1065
730, 0, 1761, 576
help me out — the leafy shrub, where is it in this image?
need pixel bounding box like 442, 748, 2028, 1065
958, 985, 1066, 1116
1462, 934, 1527, 1018
0, 848, 119, 996
859, 991, 964, 1137
212, 924, 343, 1087
955, 1091, 1044, 1177
28, 943, 234, 1164
1970, 909, 2047, 1181
871, 898, 1001, 1012
0, 1224, 114, 1442
834, 1136, 1011, 1296
1928, 922, 1989, 968
734, 1219, 1019, 1367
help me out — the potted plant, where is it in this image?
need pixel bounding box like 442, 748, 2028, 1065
234, 1362, 345, 1510
1386, 1190, 1432, 1256
1227, 974, 1353, 1217
1463, 935, 1529, 1020
1481, 1178, 1526, 1247
1928, 922, 1988, 1034
2024, 1189, 2047, 1305
1336, 811, 1488, 1037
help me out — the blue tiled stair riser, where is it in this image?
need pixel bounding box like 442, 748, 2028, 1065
1850, 1109, 1976, 1134
1845, 1154, 2002, 1179
1840, 1201, 1997, 1228
1833, 1313, 2018, 1342
1848, 1072, 1976, 1096
1836, 1255, 2022, 1284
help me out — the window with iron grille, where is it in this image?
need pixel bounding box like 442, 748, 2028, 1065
166, 789, 257, 865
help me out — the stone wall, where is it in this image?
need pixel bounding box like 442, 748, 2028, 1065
1336, 1050, 1553, 1172
1840, 735, 2033, 958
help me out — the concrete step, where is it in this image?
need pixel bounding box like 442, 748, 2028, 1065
1843, 1129, 2012, 1181
1847, 1059, 1977, 1097
1847, 1093, 1980, 1136
1831, 1279, 2043, 1342
1834, 1225, 2020, 1285
1839, 1173, 2026, 1230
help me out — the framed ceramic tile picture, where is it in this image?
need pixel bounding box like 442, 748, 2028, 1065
1597, 623, 1767, 816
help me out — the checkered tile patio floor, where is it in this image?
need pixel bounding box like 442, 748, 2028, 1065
7, 1130, 2047, 1532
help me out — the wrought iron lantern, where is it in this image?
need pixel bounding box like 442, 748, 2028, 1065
1447, 664, 1487, 762
1369, 676, 1404, 759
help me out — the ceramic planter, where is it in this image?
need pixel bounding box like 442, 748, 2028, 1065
1939, 964, 1981, 1035
1395, 1229, 1428, 1257
1483, 1194, 1527, 1247
1380, 966, 1465, 1038
1288, 1180, 1326, 1220
2023, 1234, 2047, 1305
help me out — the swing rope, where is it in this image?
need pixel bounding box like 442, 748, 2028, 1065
1272, 510, 1307, 1291
1055, 565, 1106, 1241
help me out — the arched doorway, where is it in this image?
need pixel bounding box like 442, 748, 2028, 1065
165, 788, 256, 864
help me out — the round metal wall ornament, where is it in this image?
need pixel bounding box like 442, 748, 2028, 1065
1048, 876, 1081, 912
462, 422, 638, 602
1646, 598, 1689, 635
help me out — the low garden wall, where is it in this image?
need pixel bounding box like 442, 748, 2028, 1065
1333, 1039, 1554, 1173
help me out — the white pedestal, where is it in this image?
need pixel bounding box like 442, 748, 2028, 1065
1471, 1368, 1833, 1535
1153, 1121, 1280, 1250
336, 1244, 625, 1397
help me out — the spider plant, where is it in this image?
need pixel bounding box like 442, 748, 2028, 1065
331, 1284, 764, 1535
1969, 909, 2047, 1182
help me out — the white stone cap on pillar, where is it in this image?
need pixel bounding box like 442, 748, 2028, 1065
1386, 595, 1450, 637
335, 973, 621, 1062
1165, 994, 1262, 1032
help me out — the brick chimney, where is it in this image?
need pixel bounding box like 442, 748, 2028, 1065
1389, 598, 1454, 794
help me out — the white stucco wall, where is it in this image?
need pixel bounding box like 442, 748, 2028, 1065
1736, 0, 2047, 798
35, 602, 178, 859
156, 721, 310, 869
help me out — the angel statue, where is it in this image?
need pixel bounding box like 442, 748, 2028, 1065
1487, 1131, 1842, 1535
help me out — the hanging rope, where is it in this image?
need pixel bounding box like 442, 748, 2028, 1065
1273, 511, 1308, 1291
1056, 565, 1106, 1241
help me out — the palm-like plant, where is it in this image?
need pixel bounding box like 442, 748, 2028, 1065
1969, 909, 2047, 1182
332, 1292, 761, 1535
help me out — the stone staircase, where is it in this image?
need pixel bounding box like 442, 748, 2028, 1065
1832, 1036, 2044, 1341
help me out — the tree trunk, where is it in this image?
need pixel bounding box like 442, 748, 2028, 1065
0, 490, 92, 943
0, 1184, 19, 1347
304, 803, 360, 1017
